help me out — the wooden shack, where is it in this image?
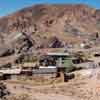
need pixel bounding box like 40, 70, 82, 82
39, 52, 75, 81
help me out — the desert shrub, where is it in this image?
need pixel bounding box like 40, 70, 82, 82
0, 83, 10, 99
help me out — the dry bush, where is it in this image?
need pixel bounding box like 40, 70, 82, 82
0, 83, 10, 99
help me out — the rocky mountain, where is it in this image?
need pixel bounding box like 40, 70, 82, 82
0, 4, 100, 51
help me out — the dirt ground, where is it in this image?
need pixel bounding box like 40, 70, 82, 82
3, 68, 100, 100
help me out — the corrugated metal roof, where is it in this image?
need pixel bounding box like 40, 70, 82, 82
32, 68, 57, 74
0, 68, 21, 74
47, 52, 70, 56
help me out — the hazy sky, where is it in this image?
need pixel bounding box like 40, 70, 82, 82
0, 0, 100, 16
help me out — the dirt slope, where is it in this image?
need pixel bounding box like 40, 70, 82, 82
0, 4, 100, 56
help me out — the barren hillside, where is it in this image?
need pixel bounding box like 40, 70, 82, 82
0, 4, 100, 50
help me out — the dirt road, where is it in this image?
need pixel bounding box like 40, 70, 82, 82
3, 68, 100, 100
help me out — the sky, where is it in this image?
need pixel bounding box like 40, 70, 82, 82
0, 0, 100, 17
